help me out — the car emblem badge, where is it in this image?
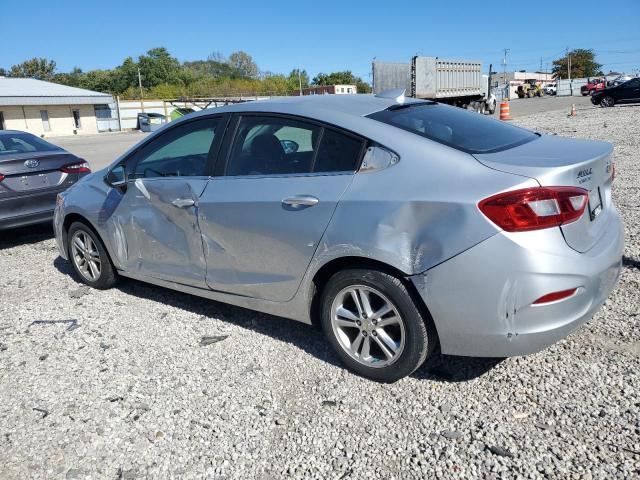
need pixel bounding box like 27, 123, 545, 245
24, 159, 40, 169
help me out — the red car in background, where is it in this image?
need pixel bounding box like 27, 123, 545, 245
581, 78, 606, 96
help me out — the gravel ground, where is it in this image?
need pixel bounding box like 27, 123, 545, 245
1, 105, 639, 479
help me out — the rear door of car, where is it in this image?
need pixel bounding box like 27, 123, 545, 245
198, 113, 366, 302
106, 115, 226, 287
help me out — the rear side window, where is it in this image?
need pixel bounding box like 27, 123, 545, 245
314, 129, 363, 172
367, 103, 537, 154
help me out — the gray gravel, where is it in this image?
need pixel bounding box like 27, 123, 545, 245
1, 104, 639, 479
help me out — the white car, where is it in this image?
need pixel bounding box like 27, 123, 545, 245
543, 83, 557, 95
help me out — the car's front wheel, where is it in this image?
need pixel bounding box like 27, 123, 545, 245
601, 96, 615, 107
320, 268, 437, 382
67, 221, 117, 289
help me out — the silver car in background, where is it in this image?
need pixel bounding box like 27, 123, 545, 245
0, 130, 90, 230
53, 94, 623, 382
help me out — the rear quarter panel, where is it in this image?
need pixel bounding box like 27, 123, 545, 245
310, 128, 539, 276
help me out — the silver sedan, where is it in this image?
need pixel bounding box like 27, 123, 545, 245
53, 93, 623, 382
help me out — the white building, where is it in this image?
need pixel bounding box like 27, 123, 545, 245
491, 71, 555, 99
0, 78, 114, 137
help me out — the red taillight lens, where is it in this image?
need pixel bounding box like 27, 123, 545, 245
533, 288, 578, 304
0, 174, 4, 182
61, 162, 91, 174
478, 186, 588, 232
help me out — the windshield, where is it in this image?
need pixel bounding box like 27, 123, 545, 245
367, 103, 538, 154
0, 132, 62, 156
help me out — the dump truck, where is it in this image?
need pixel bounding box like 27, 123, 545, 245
372, 56, 497, 114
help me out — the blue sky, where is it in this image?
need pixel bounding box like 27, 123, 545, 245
3, 0, 639, 79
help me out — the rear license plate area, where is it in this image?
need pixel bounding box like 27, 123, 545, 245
588, 187, 602, 221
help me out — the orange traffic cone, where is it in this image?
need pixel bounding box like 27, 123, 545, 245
499, 101, 512, 121
568, 104, 577, 117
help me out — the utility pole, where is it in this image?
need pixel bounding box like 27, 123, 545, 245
137, 67, 144, 112
297, 68, 303, 96
502, 48, 510, 100
138, 67, 144, 99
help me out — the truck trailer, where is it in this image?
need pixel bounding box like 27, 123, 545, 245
372, 56, 497, 114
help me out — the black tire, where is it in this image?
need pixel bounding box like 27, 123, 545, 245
601, 96, 615, 108
67, 221, 117, 289
320, 268, 437, 383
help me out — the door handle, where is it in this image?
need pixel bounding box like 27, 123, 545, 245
171, 198, 196, 208
282, 195, 319, 207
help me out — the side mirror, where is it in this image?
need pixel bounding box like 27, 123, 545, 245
104, 165, 126, 190
280, 139, 299, 154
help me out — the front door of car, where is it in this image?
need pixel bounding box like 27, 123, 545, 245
198, 114, 366, 302
106, 116, 224, 287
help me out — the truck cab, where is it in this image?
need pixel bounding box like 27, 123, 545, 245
581, 78, 606, 96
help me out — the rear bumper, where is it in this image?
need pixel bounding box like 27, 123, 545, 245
0, 209, 54, 230
0, 188, 64, 230
411, 208, 624, 357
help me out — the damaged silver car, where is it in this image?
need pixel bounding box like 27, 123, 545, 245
54, 93, 623, 382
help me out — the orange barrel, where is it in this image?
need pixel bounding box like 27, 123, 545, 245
499, 101, 512, 121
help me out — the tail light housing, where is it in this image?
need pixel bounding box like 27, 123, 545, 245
0, 174, 4, 182
61, 162, 91, 174
479, 186, 588, 232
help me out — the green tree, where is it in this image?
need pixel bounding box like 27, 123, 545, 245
183, 59, 239, 79
312, 70, 371, 93
287, 69, 310, 93
53, 67, 85, 88
228, 51, 258, 78
552, 49, 602, 79
9, 57, 57, 80
138, 47, 182, 87
112, 57, 139, 93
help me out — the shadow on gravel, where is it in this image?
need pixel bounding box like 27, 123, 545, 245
412, 354, 503, 382
53, 256, 504, 383
622, 256, 640, 271
0, 223, 54, 250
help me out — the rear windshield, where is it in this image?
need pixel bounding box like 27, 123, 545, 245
367, 103, 538, 154
0, 132, 61, 156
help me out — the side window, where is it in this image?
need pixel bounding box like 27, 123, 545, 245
130, 117, 220, 179
226, 116, 321, 176
313, 129, 364, 173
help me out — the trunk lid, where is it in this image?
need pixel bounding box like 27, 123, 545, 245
0, 151, 81, 194
474, 135, 613, 252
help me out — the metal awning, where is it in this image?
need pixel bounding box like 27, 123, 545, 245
0, 78, 113, 106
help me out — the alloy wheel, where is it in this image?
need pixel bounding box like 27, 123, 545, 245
601, 96, 614, 107
330, 285, 405, 368
71, 231, 102, 281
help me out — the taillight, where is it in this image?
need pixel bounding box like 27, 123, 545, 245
61, 162, 91, 174
478, 186, 588, 232
533, 288, 578, 304
0, 174, 4, 182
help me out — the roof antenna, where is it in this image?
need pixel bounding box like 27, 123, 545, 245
375, 88, 406, 103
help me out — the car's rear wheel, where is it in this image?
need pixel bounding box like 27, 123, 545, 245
601, 96, 615, 107
320, 268, 436, 383
67, 221, 117, 289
